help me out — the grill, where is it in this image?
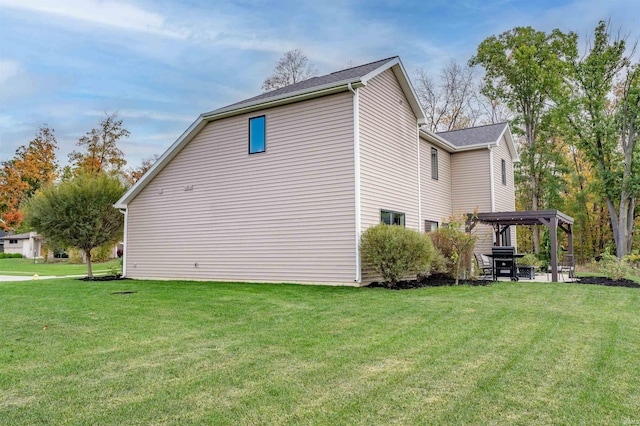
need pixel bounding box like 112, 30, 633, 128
491, 246, 518, 281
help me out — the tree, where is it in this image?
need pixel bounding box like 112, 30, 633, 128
126, 154, 160, 184
562, 21, 639, 258
25, 173, 127, 277
262, 49, 318, 92
0, 126, 58, 231
68, 112, 129, 175
470, 26, 577, 253
415, 61, 481, 132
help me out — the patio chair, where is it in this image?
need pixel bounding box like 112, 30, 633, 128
548, 254, 576, 281
474, 253, 493, 280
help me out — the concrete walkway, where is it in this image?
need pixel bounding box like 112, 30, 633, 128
0, 275, 60, 282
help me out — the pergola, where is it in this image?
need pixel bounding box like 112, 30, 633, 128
467, 210, 575, 282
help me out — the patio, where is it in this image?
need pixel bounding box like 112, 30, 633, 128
468, 209, 575, 282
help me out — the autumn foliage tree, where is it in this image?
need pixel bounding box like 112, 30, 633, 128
0, 127, 58, 230
126, 154, 160, 184
68, 112, 129, 175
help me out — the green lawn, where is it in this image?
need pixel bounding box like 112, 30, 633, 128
0, 258, 121, 276
2, 279, 640, 425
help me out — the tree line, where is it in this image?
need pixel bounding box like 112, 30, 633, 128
2, 19, 638, 267
263, 24, 639, 261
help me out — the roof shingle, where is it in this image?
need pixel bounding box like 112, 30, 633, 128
436, 122, 508, 147
216, 57, 398, 113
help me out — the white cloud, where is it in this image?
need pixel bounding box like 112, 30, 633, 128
85, 109, 195, 123
0, 0, 185, 38
0, 60, 21, 85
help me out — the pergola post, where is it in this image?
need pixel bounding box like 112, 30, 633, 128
550, 217, 558, 282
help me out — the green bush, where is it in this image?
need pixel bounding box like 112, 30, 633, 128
599, 250, 634, 281
519, 253, 540, 268
360, 224, 434, 288
0, 253, 23, 259
91, 243, 113, 263
428, 222, 476, 284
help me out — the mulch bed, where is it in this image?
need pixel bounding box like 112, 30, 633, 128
369, 275, 640, 290
78, 275, 129, 282
368, 275, 493, 290
575, 276, 640, 289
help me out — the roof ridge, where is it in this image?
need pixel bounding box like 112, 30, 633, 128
436, 121, 508, 134
328, 56, 398, 75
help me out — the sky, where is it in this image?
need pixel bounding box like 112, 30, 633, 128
0, 0, 638, 169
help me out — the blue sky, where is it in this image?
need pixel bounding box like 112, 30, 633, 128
0, 0, 638, 168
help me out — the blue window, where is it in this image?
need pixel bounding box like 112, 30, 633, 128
249, 116, 266, 154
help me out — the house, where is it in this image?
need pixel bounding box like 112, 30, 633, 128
115, 56, 519, 286
1, 232, 43, 258
0, 230, 5, 253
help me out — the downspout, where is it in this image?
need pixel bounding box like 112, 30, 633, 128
349, 82, 362, 284
119, 208, 128, 277
417, 125, 422, 231
488, 146, 496, 245
488, 146, 496, 212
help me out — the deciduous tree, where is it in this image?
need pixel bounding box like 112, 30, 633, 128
126, 154, 160, 184
561, 21, 639, 258
415, 61, 481, 132
470, 26, 577, 253
262, 49, 318, 92
69, 113, 129, 175
25, 173, 127, 277
0, 126, 58, 230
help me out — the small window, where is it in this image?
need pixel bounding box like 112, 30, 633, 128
431, 148, 438, 180
501, 159, 506, 185
249, 116, 266, 154
9, 239, 18, 244
425, 220, 438, 233
381, 210, 405, 227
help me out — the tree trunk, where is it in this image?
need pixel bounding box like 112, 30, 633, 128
86, 249, 93, 278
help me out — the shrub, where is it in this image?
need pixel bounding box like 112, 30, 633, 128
360, 224, 434, 288
519, 253, 540, 268
91, 243, 113, 263
599, 250, 634, 281
624, 253, 640, 268
11, 253, 23, 258
428, 219, 476, 284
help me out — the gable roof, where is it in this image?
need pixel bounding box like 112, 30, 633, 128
420, 122, 520, 162
115, 56, 426, 208
437, 122, 509, 147
218, 57, 398, 112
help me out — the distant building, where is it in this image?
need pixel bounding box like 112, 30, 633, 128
1, 232, 44, 258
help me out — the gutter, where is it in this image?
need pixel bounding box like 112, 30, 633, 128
348, 82, 362, 284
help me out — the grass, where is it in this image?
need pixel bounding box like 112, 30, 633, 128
0, 258, 121, 276
2, 279, 640, 425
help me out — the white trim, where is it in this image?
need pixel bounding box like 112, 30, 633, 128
489, 147, 496, 213
351, 85, 362, 283
416, 125, 422, 231
122, 209, 128, 277
203, 81, 366, 119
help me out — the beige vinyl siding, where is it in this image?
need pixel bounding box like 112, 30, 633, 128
493, 135, 517, 248
126, 92, 356, 285
359, 69, 420, 231
358, 69, 420, 284
451, 148, 494, 254
420, 138, 453, 227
